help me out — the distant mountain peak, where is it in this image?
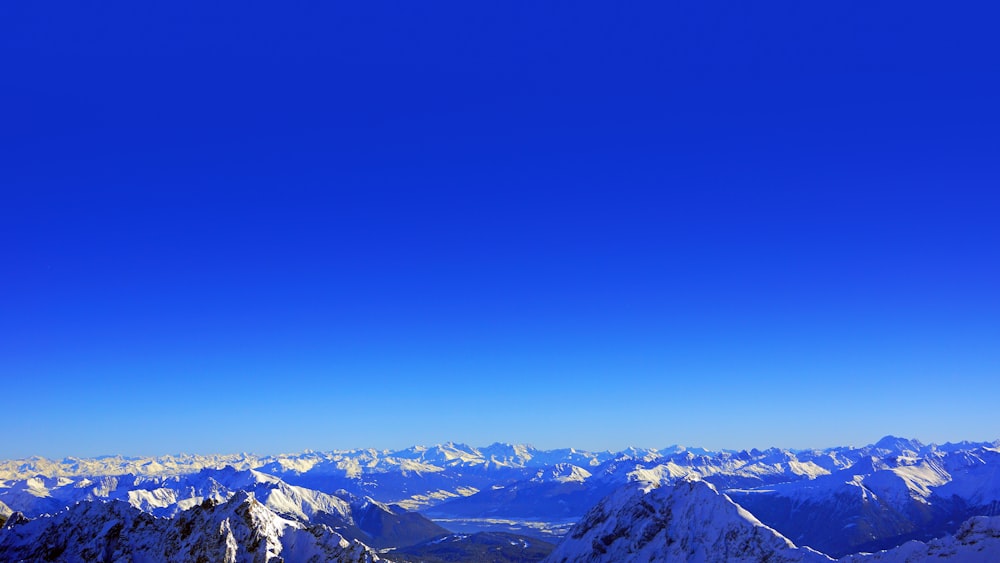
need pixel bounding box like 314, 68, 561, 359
873, 435, 924, 453
532, 463, 592, 483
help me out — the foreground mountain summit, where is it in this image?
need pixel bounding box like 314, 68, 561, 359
550, 477, 1000, 562
547, 478, 830, 562
0, 491, 385, 563
2, 436, 999, 562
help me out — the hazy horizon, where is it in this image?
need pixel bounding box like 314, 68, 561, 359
5, 434, 1000, 463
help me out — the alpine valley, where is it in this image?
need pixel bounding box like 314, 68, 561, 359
2, 436, 1000, 562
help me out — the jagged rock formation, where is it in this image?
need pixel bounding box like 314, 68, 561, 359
0, 491, 387, 563
0, 466, 447, 551
545, 478, 832, 562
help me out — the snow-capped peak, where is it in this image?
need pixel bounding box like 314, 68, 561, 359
545, 478, 832, 562
531, 463, 592, 483
872, 436, 925, 456
0, 490, 386, 563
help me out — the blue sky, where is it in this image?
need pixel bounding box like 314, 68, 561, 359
2, 2, 999, 458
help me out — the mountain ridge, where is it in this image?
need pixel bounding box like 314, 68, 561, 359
0, 490, 387, 563
4, 436, 1000, 561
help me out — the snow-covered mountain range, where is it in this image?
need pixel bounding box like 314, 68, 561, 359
0, 490, 385, 563
2, 436, 999, 562
546, 477, 1000, 562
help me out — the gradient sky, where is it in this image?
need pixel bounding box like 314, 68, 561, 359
2, 2, 999, 458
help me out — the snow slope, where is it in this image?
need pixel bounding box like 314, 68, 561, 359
545, 478, 832, 562
545, 478, 1000, 562
727, 445, 1000, 557
0, 491, 387, 563
843, 515, 1000, 562
0, 466, 450, 552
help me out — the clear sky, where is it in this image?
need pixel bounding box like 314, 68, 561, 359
2, 2, 999, 458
